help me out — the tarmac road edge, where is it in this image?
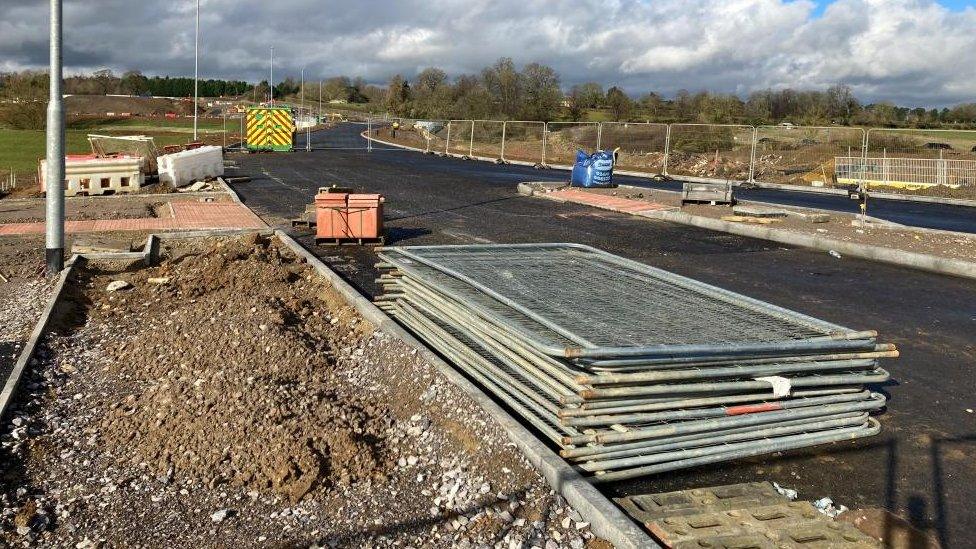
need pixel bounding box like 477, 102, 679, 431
274, 229, 658, 549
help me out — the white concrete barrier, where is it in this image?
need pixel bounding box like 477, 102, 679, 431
39, 155, 144, 196
158, 146, 224, 188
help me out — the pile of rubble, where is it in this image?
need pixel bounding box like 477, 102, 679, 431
0, 235, 605, 548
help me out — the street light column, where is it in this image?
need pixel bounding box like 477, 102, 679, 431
193, 0, 199, 141
45, 0, 65, 274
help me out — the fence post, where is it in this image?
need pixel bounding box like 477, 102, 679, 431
501, 121, 507, 162
597, 123, 603, 150
882, 148, 888, 186
469, 121, 475, 158
542, 123, 548, 167
748, 126, 758, 182
663, 125, 671, 177
445, 121, 451, 155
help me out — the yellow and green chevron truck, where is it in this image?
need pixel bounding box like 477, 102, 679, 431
246, 107, 295, 152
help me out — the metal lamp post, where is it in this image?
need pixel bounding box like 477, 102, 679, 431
193, 0, 199, 141
269, 46, 274, 106
45, 0, 65, 274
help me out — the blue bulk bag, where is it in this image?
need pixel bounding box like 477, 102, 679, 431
570, 149, 616, 188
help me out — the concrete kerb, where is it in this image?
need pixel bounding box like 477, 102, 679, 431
0, 255, 79, 421
273, 229, 656, 549
742, 180, 976, 208
217, 176, 244, 204
522, 183, 976, 281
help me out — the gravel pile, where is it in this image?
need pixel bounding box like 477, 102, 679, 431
0, 277, 55, 390
0, 235, 609, 548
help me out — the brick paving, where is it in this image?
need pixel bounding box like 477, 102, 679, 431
0, 201, 266, 236
545, 188, 676, 215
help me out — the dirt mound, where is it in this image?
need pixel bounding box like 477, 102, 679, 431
93, 235, 393, 502
66, 95, 192, 116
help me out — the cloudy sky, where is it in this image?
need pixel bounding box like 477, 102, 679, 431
1, 0, 974, 106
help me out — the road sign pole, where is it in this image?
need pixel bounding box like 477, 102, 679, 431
45, 0, 65, 274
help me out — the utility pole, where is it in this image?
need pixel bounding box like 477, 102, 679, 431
45, 0, 65, 274
193, 0, 200, 141
300, 67, 305, 119
269, 46, 274, 106
318, 79, 322, 121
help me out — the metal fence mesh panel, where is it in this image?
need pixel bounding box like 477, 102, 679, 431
753, 126, 865, 187
502, 121, 545, 165
471, 120, 505, 159
545, 122, 600, 166
384, 244, 850, 352
600, 123, 668, 175
864, 129, 976, 194
444, 120, 474, 156
836, 156, 976, 190
667, 124, 755, 181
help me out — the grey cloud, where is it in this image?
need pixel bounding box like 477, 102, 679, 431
0, 0, 973, 106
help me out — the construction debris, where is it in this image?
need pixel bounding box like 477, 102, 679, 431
732, 205, 789, 218
376, 244, 892, 482
615, 482, 879, 548
721, 215, 782, 224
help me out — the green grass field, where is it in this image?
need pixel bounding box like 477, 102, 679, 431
0, 123, 232, 179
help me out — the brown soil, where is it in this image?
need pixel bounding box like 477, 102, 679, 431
0, 234, 604, 547
66, 96, 195, 117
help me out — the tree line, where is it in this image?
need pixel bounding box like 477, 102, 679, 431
3, 62, 976, 128
0, 69, 249, 99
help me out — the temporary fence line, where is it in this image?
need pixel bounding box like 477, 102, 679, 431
362, 116, 976, 194
837, 156, 976, 190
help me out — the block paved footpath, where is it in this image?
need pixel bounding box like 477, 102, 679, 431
543, 188, 676, 215
0, 202, 266, 236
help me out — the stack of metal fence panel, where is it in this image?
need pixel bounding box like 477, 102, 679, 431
375, 244, 892, 482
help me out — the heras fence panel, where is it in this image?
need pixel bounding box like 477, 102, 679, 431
545, 122, 601, 166
666, 124, 755, 181
836, 156, 976, 193
600, 122, 668, 176
753, 126, 865, 188
445, 120, 475, 157
369, 118, 439, 151
471, 120, 506, 160
864, 128, 976, 197
502, 121, 546, 165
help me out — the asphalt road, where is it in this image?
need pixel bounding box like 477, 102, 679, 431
294, 123, 976, 234
232, 125, 976, 546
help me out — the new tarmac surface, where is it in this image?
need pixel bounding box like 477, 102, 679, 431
231, 125, 976, 546
295, 122, 976, 234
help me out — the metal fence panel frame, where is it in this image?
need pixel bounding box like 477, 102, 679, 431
752, 126, 866, 187
544, 122, 601, 167
599, 122, 669, 176
666, 124, 756, 182
501, 121, 546, 165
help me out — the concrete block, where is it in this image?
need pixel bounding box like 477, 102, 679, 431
158, 146, 224, 188
732, 205, 789, 218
